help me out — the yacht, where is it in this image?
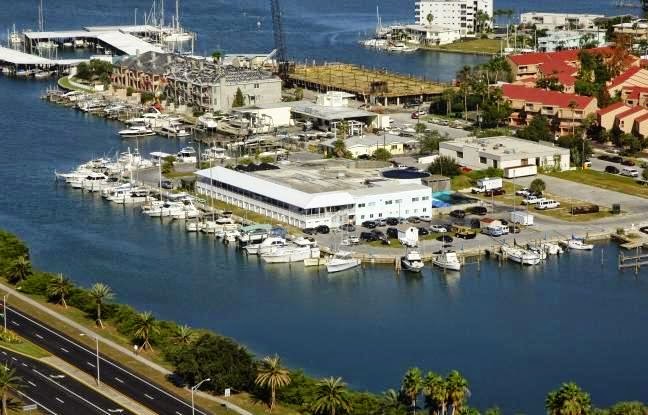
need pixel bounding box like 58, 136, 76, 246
501, 245, 541, 266
102, 183, 131, 198
36, 41, 58, 50
530, 242, 563, 255
117, 148, 153, 170
171, 199, 201, 219
112, 189, 151, 204
83, 175, 119, 192
246, 236, 287, 255
78, 100, 106, 113
186, 221, 200, 232
431, 251, 461, 271
202, 147, 229, 161
386, 42, 418, 53
566, 237, 594, 251
9, 25, 23, 47
161, 124, 191, 138
176, 147, 197, 163
118, 126, 155, 138
146, 201, 185, 217
198, 113, 222, 129
262, 238, 320, 264
400, 250, 425, 273
327, 251, 361, 273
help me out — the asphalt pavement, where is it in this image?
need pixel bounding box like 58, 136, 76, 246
2, 306, 210, 415
0, 347, 132, 415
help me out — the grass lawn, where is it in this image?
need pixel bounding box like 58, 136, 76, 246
164, 170, 196, 179
0, 339, 50, 359
546, 169, 648, 199
451, 175, 473, 191
474, 182, 615, 222
421, 38, 502, 55
57, 76, 94, 93
0, 289, 295, 415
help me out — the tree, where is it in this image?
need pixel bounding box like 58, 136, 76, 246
331, 140, 352, 159
174, 324, 194, 346
415, 122, 427, 135
446, 371, 468, 415
545, 382, 591, 415
233, 88, 245, 108
47, 273, 72, 308
89, 283, 114, 329
642, 168, 648, 182
294, 87, 304, 101
441, 89, 455, 116
426, 13, 434, 26
0, 365, 20, 415
211, 51, 222, 63
255, 354, 292, 412
336, 121, 350, 139
373, 148, 392, 161
76, 62, 91, 80
6, 256, 31, 285
168, 333, 255, 394
419, 130, 448, 155
401, 368, 423, 414
381, 389, 403, 413
311, 377, 352, 415
557, 134, 592, 167
132, 311, 159, 351
428, 156, 462, 177
536, 76, 565, 92
423, 371, 448, 415
530, 178, 546, 195
517, 115, 553, 142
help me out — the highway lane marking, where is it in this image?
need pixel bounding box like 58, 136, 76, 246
27, 380, 37, 387
0, 351, 5, 355
59, 347, 69, 353
176, 412, 184, 415
86, 361, 95, 368
55, 397, 64, 404
10, 320, 19, 326
114, 377, 124, 384
8, 306, 208, 414
21, 363, 28, 367
32, 369, 113, 415
35, 333, 43, 339
17, 391, 58, 415
144, 393, 154, 400
10, 357, 17, 361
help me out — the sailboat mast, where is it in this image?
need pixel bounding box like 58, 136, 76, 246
176, 0, 180, 30
160, 0, 165, 27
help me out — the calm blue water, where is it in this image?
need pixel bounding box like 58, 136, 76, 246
1, 1, 648, 414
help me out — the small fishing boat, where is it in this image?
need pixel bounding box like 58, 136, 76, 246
566, 237, 594, 251
431, 251, 461, 271
400, 250, 424, 273
327, 251, 361, 273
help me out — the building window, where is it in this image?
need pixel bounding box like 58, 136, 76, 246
385, 200, 393, 205
358, 203, 365, 208
370, 214, 374, 218
457, 151, 464, 158
378, 213, 383, 217
391, 145, 398, 150
395, 199, 402, 204
368, 202, 376, 207
254, 83, 259, 88
423, 208, 427, 212
361, 215, 365, 219
412, 197, 419, 202
422, 196, 429, 201
480, 156, 487, 164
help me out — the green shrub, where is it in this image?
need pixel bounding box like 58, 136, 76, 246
19, 271, 52, 296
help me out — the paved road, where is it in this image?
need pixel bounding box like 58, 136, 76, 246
2, 306, 210, 415
0, 348, 132, 415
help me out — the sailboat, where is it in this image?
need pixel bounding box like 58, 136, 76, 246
35, 0, 58, 50
163, 0, 193, 42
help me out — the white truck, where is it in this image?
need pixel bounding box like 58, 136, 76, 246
510, 211, 534, 226
471, 177, 503, 193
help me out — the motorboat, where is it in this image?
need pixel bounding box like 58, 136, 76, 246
73, 39, 86, 48
386, 42, 418, 53
33, 70, 53, 79
175, 147, 197, 163
36, 41, 58, 50
198, 113, 222, 129
501, 245, 541, 265
526, 245, 548, 260
78, 100, 106, 113
161, 124, 191, 138
566, 237, 594, 251
186, 221, 200, 232
171, 199, 201, 219
262, 238, 320, 263
431, 251, 461, 271
102, 182, 131, 198
83, 175, 119, 192
118, 126, 155, 138
400, 250, 424, 273
327, 251, 361, 273
202, 147, 229, 161
117, 148, 154, 170
146, 201, 185, 217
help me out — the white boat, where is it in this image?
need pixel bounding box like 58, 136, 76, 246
33, 70, 53, 79
431, 251, 461, 271
198, 113, 222, 129
526, 246, 548, 260
146, 201, 185, 217
386, 42, 418, 53
186, 221, 200, 232
79, 172, 108, 191
566, 238, 594, 251
501, 245, 541, 266
117, 148, 154, 170
78, 100, 105, 112
9, 25, 23, 46
73, 39, 86, 48
251, 236, 287, 255
118, 126, 155, 138
400, 250, 425, 273
62, 41, 73, 47
202, 147, 229, 161
262, 239, 320, 264
175, 147, 197, 163
327, 251, 361, 273
36, 41, 58, 50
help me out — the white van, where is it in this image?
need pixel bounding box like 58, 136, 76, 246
536, 199, 560, 210
621, 167, 639, 177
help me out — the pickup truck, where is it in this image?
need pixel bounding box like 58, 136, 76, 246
522, 195, 546, 205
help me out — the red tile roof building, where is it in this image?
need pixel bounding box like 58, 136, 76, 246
607, 67, 648, 95
502, 84, 598, 136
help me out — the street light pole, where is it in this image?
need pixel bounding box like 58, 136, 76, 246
80, 333, 100, 386
2, 294, 8, 333
191, 378, 211, 415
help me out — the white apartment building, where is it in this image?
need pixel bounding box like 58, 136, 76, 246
520, 12, 604, 31
195, 165, 432, 228
415, 0, 493, 36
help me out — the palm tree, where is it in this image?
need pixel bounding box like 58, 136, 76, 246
47, 273, 72, 308
441, 88, 455, 116
545, 382, 591, 415
311, 377, 351, 415
382, 389, 402, 413
255, 354, 292, 412
0, 365, 21, 415
426, 13, 434, 26
445, 371, 469, 415
568, 100, 578, 136
89, 283, 114, 329
174, 324, 194, 345
401, 368, 423, 414
132, 311, 159, 351
6, 256, 31, 285
423, 371, 448, 415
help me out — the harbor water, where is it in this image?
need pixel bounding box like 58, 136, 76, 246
1, 1, 647, 413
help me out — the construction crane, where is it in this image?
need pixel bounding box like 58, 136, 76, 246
270, 0, 289, 78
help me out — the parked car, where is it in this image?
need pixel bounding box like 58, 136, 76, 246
469, 218, 481, 229
522, 195, 546, 205
372, 229, 386, 239
430, 224, 448, 233
437, 235, 453, 243
316, 225, 330, 234
417, 227, 429, 236
449, 210, 466, 219
376, 219, 387, 227
484, 188, 506, 197
468, 206, 488, 215
362, 220, 377, 229
455, 228, 477, 239
610, 156, 623, 163
418, 215, 432, 222
360, 232, 378, 242
536, 199, 561, 210
161, 180, 174, 189
605, 165, 620, 174
598, 154, 611, 161
410, 110, 426, 119
303, 228, 317, 235
386, 227, 399, 239
340, 224, 356, 232
621, 167, 639, 177
622, 159, 636, 166
386, 217, 399, 226
508, 224, 521, 234
515, 188, 531, 196
407, 216, 421, 224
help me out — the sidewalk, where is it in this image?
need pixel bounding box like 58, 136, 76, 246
0, 282, 253, 415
